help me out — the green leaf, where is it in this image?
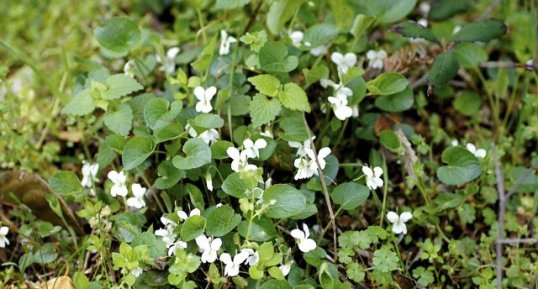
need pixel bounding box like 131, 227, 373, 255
248, 74, 281, 97
366, 72, 408, 95
205, 205, 242, 236
259, 42, 298, 73
351, 15, 376, 38
223, 94, 251, 116
372, 246, 399, 272
375, 86, 414, 112
215, 0, 250, 10
429, 0, 470, 20
303, 24, 339, 48
454, 91, 481, 116
221, 172, 249, 198
277, 83, 311, 112
303, 65, 329, 86
259, 280, 293, 289
454, 43, 488, 68
144, 98, 182, 130
266, 0, 306, 35
328, 0, 354, 28
155, 160, 185, 189
192, 37, 216, 74
263, 184, 308, 219
429, 52, 459, 88
331, 182, 370, 210
104, 103, 133, 136
122, 136, 155, 170
102, 74, 144, 100
437, 147, 481, 186
249, 94, 282, 127
393, 22, 439, 42
379, 130, 401, 152
434, 193, 464, 211
189, 113, 224, 130
280, 113, 309, 141
210, 140, 234, 160
172, 138, 211, 170
94, 17, 141, 54
365, 0, 417, 24
49, 171, 83, 195
62, 89, 95, 116
180, 215, 206, 241
132, 231, 167, 259
237, 218, 278, 242
453, 19, 506, 43
154, 123, 183, 143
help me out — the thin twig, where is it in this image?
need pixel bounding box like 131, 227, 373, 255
493, 146, 506, 289
480, 0, 501, 19
506, 168, 534, 199
496, 238, 538, 245
302, 113, 338, 259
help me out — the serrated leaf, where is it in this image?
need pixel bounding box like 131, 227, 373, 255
94, 17, 141, 54
393, 22, 439, 42
249, 94, 282, 127
429, 52, 459, 88
215, 0, 250, 10
436, 147, 481, 186
453, 19, 506, 43
277, 83, 311, 112
172, 138, 211, 170
205, 205, 242, 236
102, 74, 143, 100
48, 171, 83, 195
62, 89, 95, 116
180, 215, 206, 241
122, 136, 155, 170
366, 72, 408, 95
331, 182, 370, 210
248, 74, 281, 97
144, 98, 182, 130
104, 103, 133, 136
259, 42, 298, 73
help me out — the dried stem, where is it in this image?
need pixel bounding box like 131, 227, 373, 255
493, 146, 506, 289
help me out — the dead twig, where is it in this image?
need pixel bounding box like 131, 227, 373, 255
493, 146, 505, 289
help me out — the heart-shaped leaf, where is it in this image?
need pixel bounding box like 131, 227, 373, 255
259, 42, 298, 73
173, 138, 211, 170
437, 147, 481, 186
122, 136, 156, 170
144, 98, 182, 130
331, 182, 370, 210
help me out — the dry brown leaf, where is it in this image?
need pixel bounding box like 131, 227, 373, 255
39, 276, 73, 289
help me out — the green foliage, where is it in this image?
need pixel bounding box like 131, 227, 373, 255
453, 19, 507, 43
173, 138, 211, 170
48, 171, 83, 195
429, 52, 460, 88
437, 147, 482, 185
94, 17, 141, 54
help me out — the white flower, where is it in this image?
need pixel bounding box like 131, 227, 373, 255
279, 263, 291, 276
227, 147, 258, 172
243, 138, 267, 159
417, 19, 428, 28
453, 25, 462, 34
466, 143, 487, 158
362, 166, 384, 190
205, 172, 213, 191
290, 224, 317, 253
131, 267, 143, 277
178, 208, 201, 222
240, 248, 259, 266
366, 49, 387, 69
288, 136, 315, 156
220, 252, 249, 277
186, 124, 219, 145
260, 128, 273, 138
306, 147, 331, 172
331, 52, 357, 73
351, 104, 359, 117
387, 211, 413, 234
306, 42, 327, 56
164, 47, 181, 74
0, 226, 9, 248
160, 216, 177, 228
294, 157, 315, 180
107, 170, 128, 197
196, 234, 222, 263
419, 2, 431, 15
289, 31, 304, 47
219, 30, 237, 56
328, 94, 353, 120
155, 226, 177, 247
194, 86, 217, 113
81, 162, 99, 188
123, 60, 135, 77
126, 183, 146, 209
168, 240, 188, 256
451, 139, 459, 147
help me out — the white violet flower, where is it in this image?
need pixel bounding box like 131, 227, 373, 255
126, 183, 146, 209
366, 49, 387, 69
123, 60, 135, 77
328, 94, 353, 120
417, 19, 428, 28
220, 252, 249, 277
168, 240, 188, 256
81, 161, 99, 188
107, 170, 128, 197
306, 147, 331, 171
387, 211, 413, 234
289, 30, 304, 47
177, 208, 201, 222
0, 226, 9, 248
219, 30, 237, 56
155, 225, 177, 248
196, 234, 222, 263
362, 165, 384, 190
294, 157, 316, 180
227, 147, 258, 172
466, 143, 487, 158
243, 138, 267, 159
186, 124, 219, 145
163, 47, 181, 74
279, 263, 292, 276
288, 136, 315, 156
291, 223, 317, 253
194, 86, 217, 113
451, 139, 459, 147
131, 267, 143, 278
331, 52, 357, 73
419, 2, 431, 15
240, 248, 259, 266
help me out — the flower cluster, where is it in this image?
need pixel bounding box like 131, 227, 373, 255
226, 138, 267, 173
290, 138, 331, 180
